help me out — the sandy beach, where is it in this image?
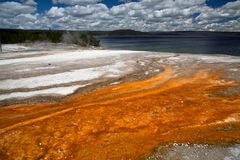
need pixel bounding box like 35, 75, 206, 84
0, 44, 240, 159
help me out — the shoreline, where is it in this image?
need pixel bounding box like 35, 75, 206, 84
1, 43, 240, 107
0, 44, 240, 159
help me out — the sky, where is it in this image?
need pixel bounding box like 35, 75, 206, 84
0, 0, 239, 31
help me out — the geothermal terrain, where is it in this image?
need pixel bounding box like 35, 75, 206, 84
0, 44, 240, 160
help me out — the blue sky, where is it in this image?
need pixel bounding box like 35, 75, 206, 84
36, 0, 126, 13
32, 0, 141, 12
206, 0, 237, 8
0, 0, 239, 31
5, 0, 237, 12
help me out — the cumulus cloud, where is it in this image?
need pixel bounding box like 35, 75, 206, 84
0, 1, 36, 18
52, 0, 101, 5
21, 0, 37, 6
195, 1, 240, 25
119, 0, 135, 3
47, 7, 65, 18
141, 0, 205, 9
0, 0, 240, 31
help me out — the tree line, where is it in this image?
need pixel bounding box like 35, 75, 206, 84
0, 29, 100, 47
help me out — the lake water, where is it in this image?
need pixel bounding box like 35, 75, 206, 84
98, 32, 240, 56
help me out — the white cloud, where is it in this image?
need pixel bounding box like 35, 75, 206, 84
16, 13, 37, 21
195, 1, 240, 25
0, 1, 36, 18
52, 0, 101, 5
21, 0, 37, 6
66, 3, 108, 17
47, 7, 65, 18
119, 0, 135, 3
0, 0, 240, 31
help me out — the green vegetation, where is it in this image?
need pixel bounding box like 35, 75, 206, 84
0, 29, 100, 47
0, 29, 149, 47
107, 29, 147, 35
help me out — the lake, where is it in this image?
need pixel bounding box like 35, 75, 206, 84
98, 32, 240, 56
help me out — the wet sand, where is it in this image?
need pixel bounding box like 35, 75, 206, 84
0, 44, 240, 159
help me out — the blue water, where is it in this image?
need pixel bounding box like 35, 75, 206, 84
98, 32, 240, 56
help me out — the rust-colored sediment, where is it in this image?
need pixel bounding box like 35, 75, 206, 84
0, 66, 240, 159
